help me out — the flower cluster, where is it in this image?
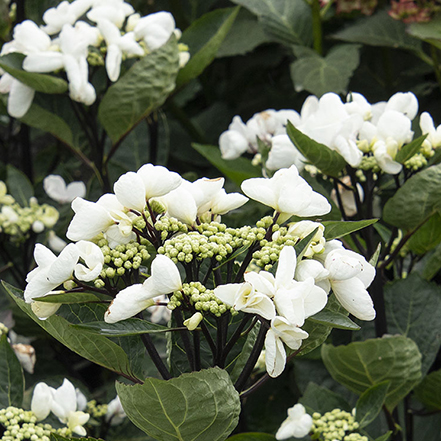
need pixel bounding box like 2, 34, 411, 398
220, 91, 441, 176
23, 162, 376, 380
0, 181, 59, 241
0, 0, 189, 117
311, 409, 366, 441
389, 0, 440, 23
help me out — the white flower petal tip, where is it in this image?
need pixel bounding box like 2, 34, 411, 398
275, 403, 313, 440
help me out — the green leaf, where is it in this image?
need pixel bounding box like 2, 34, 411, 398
0, 53, 68, 94
395, 135, 428, 164
3, 282, 141, 382
294, 227, 320, 261
217, 10, 272, 58
286, 122, 346, 177
408, 15, 441, 49
369, 242, 382, 267
383, 163, 441, 231
355, 381, 390, 428
308, 309, 360, 331
0, 333, 24, 408
421, 242, 441, 280
231, 0, 313, 46
177, 7, 240, 88
50, 434, 103, 441
36, 292, 103, 304
290, 44, 361, 97
99, 36, 179, 144
322, 219, 378, 241
192, 143, 261, 186
414, 369, 441, 410
116, 367, 240, 441
213, 242, 253, 271
73, 319, 168, 337
321, 335, 422, 410
332, 10, 422, 52
407, 212, 441, 255
300, 319, 332, 357
299, 382, 351, 414
6, 164, 34, 206
384, 273, 441, 376
227, 434, 276, 441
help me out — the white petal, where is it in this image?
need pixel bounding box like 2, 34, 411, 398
65, 181, 86, 202
276, 246, 296, 288
114, 171, 146, 211
31, 383, 54, 421
43, 175, 68, 203
8, 80, 35, 118
23, 52, 64, 73
143, 255, 182, 297
52, 379, 77, 420
265, 329, 286, 378
137, 163, 182, 199
244, 271, 275, 298
106, 44, 122, 82
213, 283, 241, 306
31, 300, 61, 320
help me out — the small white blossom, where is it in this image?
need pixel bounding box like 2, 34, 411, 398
276, 403, 313, 439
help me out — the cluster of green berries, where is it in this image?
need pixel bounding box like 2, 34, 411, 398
168, 282, 233, 317
158, 221, 266, 265
93, 239, 150, 287
0, 407, 70, 441
311, 409, 366, 441
0, 323, 8, 336
86, 400, 108, 419
357, 156, 381, 173
154, 215, 188, 241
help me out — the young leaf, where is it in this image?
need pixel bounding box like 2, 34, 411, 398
99, 36, 180, 144
322, 219, 378, 241
192, 143, 261, 186
355, 381, 390, 428
177, 7, 240, 88
0, 333, 24, 408
0, 52, 68, 94
414, 369, 441, 410
383, 163, 441, 231
6, 164, 34, 206
395, 134, 428, 164
116, 367, 241, 441
308, 309, 360, 331
286, 122, 346, 178
369, 243, 382, 267
321, 336, 422, 410
73, 319, 167, 337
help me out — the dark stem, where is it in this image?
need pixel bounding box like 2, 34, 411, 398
200, 320, 217, 361
405, 394, 413, 441
193, 331, 201, 371
148, 114, 158, 165
220, 314, 253, 366
369, 268, 388, 337
172, 310, 195, 371
139, 333, 171, 380
234, 243, 260, 283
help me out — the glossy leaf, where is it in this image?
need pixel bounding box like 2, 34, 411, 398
395, 135, 428, 164
99, 37, 180, 144
286, 122, 346, 178
0, 333, 24, 408
322, 219, 378, 241
308, 309, 360, 331
322, 336, 422, 410
355, 381, 390, 428
116, 367, 240, 441
177, 7, 240, 87
37, 292, 103, 304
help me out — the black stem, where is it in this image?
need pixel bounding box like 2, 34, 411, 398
221, 314, 253, 366
200, 320, 217, 361
193, 331, 201, 371
172, 310, 195, 371
139, 333, 171, 380
370, 268, 388, 337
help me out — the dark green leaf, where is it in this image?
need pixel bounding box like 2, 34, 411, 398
192, 143, 261, 186
322, 219, 378, 241
355, 381, 390, 428
0, 333, 24, 408
50, 434, 103, 441
177, 7, 240, 87
286, 122, 346, 178
213, 242, 253, 271
231, 0, 313, 46
116, 367, 240, 441
6, 164, 34, 206
414, 369, 441, 410
73, 319, 168, 337
408, 15, 441, 49
384, 273, 441, 376
332, 10, 422, 52
395, 135, 428, 164
227, 434, 276, 441
383, 163, 441, 231
294, 227, 319, 261
407, 212, 441, 255
290, 44, 361, 97
308, 309, 360, 331
300, 382, 351, 414
36, 292, 103, 304
369, 242, 382, 267
0, 53, 68, 94
99, 36, 179, 144
421, 242, 441, 280
375, 432, 392, 441
3, 282, 141, 382
321, 336, 422, 410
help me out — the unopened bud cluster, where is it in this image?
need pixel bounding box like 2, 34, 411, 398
0, 323, 8, 336
311, 409, 366, 441
94, 239, 150, 286
154, 216, 188, 241
86, 400, 108, 418
0, 183, 59, 241
158, 221, 266, 265
0, 407, 69, 441
168, 282, 232, 317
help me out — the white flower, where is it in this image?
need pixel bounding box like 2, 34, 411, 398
134, 12, 176, 51
105, 255, 182, 323
24, 244, 79, 303
219, 124, 250, 160
420, 112, 441, 149
106, 396, 126, 426
276, 403, 313, 439
266, 134, 306, 171
384, 91, 418, 120
241, 165, 331, 222
97, 18, 144, 81
12, 343, 36, 374
74, 240, 104, 282
48, 231, 67, 253
31, 300, 62, 320
330, 176, 364, 218
214, 282, 276, 320
265, 316, 309, 378
183, 312, 203, 331
87, 0, 134, 28
149, 295, 172, 323
43, 175, 86, 204
285, 221, 325, 257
